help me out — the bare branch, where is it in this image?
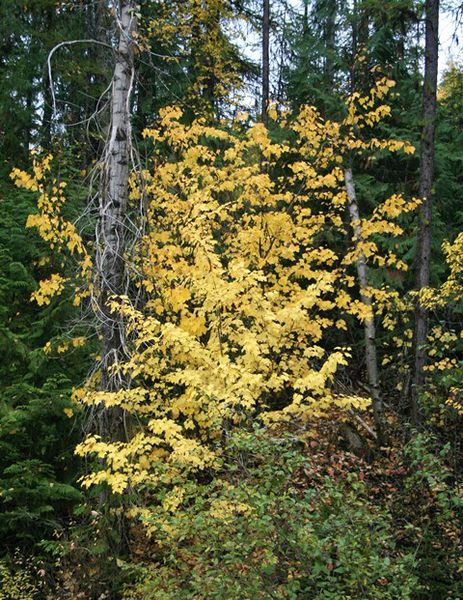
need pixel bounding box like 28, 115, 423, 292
47, 39, 113, 120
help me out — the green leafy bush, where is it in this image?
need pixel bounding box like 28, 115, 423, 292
123, 428, 417, 599
391, 434, 463, 599
0, 558, 41, 600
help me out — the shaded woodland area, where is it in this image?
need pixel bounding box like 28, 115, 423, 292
1, 1, 463, 598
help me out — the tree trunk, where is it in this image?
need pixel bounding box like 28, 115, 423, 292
324, 0, 336, 87
344, 168, 384, 442
351, 0, 369, 93
41, 8, 54, 152
303, 0, 309, 35
411, 0, 439, 423
96, 0, 137, 436
42, 67, 53, 151
262, 0, 270, 125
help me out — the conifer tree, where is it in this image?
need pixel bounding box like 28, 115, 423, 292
412, 0, 439, 422
262, 0, 270, 124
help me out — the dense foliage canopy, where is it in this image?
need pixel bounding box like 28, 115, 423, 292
1, 1, 463, 599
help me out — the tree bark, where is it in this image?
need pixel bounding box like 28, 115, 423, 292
351, 0, 369, 93
262, 0, 270, 125
41, 8, 54, 152
344, 168, 384, 442
411, 0, 439, 424
96, 0, 137, 436
323, 0, 336, 87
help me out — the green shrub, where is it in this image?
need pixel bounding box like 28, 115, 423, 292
0, 558, 41, 600
391, 434, 463, 599
123, 428, 417, 599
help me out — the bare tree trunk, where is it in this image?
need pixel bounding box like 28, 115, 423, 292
411, 0, 439, 424
262, 0, 270, 125
323, 0, 336, 87
41, 8, 54, 152
344, 168, 384, 442
96, 0, 137, 437
351, 0, 369, 93
303, 0, 309, 35
351, 0, 358, 92
42, 69, 53, 151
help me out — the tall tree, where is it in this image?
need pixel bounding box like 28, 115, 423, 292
344, 167, 383, 441
262, 0, 270, 124
320, 0, 337, 87
351, 0, 369, 92
96, 0, 137, 435
142, 0, 251, 120
411, 0, 439, 422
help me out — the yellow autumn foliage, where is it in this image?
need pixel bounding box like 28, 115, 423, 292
15, 79, 418, 504
10, 154, 92, 308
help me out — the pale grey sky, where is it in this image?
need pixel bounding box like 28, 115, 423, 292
247, 2, 463, 79
231, 2, 463, 111
440, 8, 462, 76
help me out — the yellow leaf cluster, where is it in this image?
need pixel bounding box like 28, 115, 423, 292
16, 81, 419, 508
145, 0, 246, 115
421, 232, 463, 308
72, 85, 418, 496
11, 154, 91, 305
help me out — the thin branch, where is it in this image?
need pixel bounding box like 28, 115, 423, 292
47, 39, 113, 120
